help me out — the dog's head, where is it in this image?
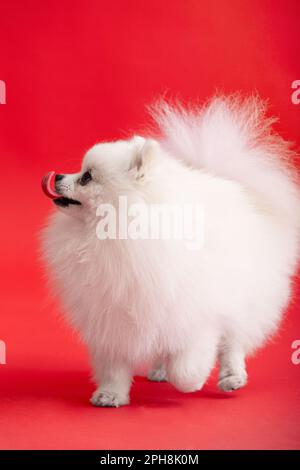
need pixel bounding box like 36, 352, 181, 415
42, 136, 161, 217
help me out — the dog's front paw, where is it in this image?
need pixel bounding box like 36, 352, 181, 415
90, 389, 129, 408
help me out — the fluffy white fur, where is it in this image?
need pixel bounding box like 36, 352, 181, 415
41, 96, 300, 407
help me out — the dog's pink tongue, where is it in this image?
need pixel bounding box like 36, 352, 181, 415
41, 171, 60, 199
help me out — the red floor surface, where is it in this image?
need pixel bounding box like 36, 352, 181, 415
0, 0, 300, 450
1, 266, 300, 449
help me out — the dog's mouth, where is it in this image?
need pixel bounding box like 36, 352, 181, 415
41, 171, 81, 207
53, 197, 81, 207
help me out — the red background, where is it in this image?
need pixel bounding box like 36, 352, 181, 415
0, 0, 300, 450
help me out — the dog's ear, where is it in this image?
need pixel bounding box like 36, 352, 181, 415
129, 137, 159, 179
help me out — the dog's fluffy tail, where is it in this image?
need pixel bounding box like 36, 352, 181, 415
152, 95, 300, 224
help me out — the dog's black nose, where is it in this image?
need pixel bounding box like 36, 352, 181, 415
55, 174, 64, 182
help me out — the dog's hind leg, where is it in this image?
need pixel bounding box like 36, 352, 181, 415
166, 329, 219, 393
148, 360, 167, 382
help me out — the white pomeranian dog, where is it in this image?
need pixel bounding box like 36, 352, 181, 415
41, 96, 300, 407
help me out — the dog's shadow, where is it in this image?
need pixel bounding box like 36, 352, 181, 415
131, 376, 235, 408
0, 368, 236, 409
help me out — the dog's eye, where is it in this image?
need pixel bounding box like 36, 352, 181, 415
80, 170, 92, 186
